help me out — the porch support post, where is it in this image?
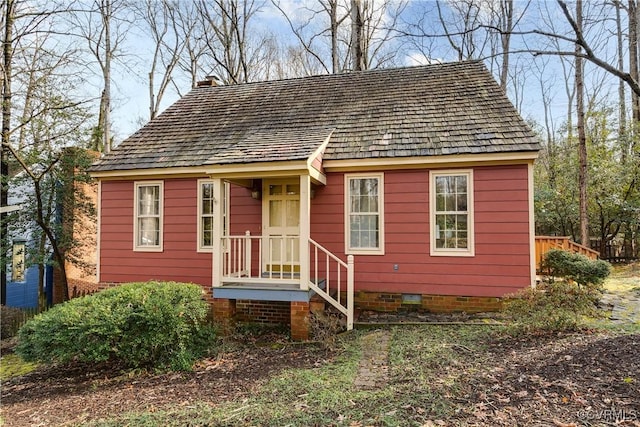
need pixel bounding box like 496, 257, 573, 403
212, 178, 223, 288
299, 174, 310, 290
347, 255, 354, 330
290, 301, 310, 341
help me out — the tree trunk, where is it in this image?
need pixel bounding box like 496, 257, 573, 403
330, 0, 339, 73
617, 0, 628, 161
33, 179, 69, 302
630, 0, 640, 126
102, 2, 112, 154
37, 232, 47, 310
94, 0, 113, 154
576, 0, 589, 246
1, 0, 16, 306
350, 0, 364, 71
499, 0, 513, 93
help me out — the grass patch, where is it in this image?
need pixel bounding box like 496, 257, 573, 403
608, 261, 640, 279
604, 264, 640, 293
90, 325, 498, 427
0, 354, 39, 380
586, 318, 640, 334
386, 325, 498, 420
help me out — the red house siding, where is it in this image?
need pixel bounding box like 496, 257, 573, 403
310, 165, 532, 298
229, 185, 261, 236
100, 178, 212, 285
99, 164, 531, 301
100, 179, 262, 287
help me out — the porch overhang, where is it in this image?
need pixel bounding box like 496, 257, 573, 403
204, 159, 326, 185
90, 161, 327, 184
89, 128, 332, 184
204, 131, 330, 185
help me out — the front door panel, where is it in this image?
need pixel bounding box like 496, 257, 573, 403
263, 180, 300, 273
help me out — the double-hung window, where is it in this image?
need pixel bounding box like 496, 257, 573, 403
198, 180, 229, 252
134, 181, 163, 251
345, 173, 384, 255
430, 170, 474, 256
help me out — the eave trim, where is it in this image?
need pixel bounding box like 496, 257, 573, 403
323, 151, 539, 172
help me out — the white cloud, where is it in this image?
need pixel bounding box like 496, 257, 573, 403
404, 51, 444, 67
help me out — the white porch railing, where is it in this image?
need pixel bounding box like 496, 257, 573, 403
222, 232, 300, 283
308, 238, 354, 330
220, 232, 354, 330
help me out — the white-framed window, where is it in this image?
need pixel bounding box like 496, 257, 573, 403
197, 180, 230, 252
345, 173, 384, 255
134, 181, 163, 252
430, 170, 474, 256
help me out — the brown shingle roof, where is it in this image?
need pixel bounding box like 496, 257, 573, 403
90, 60, 540, 172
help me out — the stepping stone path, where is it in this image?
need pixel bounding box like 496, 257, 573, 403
600, 288, 640, 324
354, 330, 391, 390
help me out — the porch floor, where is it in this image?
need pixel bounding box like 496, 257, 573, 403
212, 278, 326, 302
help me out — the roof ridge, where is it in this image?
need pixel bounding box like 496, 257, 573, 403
193, 59, 485, 91
89, 59, 539, 173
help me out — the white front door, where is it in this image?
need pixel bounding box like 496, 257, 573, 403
263, 179, 300, 274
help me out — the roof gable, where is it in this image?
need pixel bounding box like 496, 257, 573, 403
90, 60, 540, 172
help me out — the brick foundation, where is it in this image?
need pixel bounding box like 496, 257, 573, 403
344, 291, 503, 313
236, 300, 290, 324
421, 295, 502, 313
97, 282, 121, 291
212, 298, 236, 333
290, 301, 310, 341
353, 291, 403, 312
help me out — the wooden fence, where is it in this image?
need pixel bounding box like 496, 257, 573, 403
71, 286, 98, 299
2, 287, 98, 338
535, 236, 600, 271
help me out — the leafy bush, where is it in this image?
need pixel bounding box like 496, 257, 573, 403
541, 249, 611, 287
503, 280, 601, 333
16, 282, 216, 370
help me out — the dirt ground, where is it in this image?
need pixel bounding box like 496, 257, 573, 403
2, 329, 638, 427
2, 262, 639, 426
1, 332, 330, 427
459, 332, 640, 426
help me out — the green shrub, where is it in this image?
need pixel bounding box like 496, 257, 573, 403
503, 280, 601, 333
541, 249, 611, 287
16, 282, 216, 370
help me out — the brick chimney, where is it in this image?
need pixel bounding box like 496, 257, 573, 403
197, 75, 220, 87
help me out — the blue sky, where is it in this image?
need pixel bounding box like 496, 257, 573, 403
108, 0, 623, 144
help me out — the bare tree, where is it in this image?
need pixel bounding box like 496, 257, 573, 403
615, 0, 628, 153
358, 0, 407, 70
273, 0, 405, 75
401, 0, 527, 96
1, 0, 17, 305
350, 0, 364, 71
134, 0, 185, 120
272, 0, 350, 74
574, 0, 589, 245
196, 0, 266, 84
629, 0, 640, 123
2, 0, 95, 303
435, 0, 487, 61
70, 0, 132, 153
173, 1, 207, 92
531, 0, 640, 99
2, 0, 63, 304
498, 0, 514, 91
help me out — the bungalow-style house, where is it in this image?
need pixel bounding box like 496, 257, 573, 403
89, 60, 540, 339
